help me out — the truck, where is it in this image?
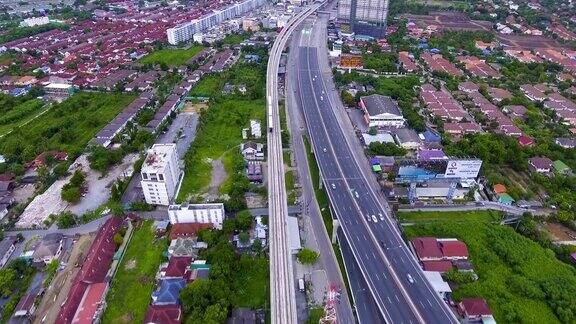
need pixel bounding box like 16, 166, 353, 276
298, 278, 305, 292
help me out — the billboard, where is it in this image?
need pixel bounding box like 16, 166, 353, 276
443, 159, 482, 179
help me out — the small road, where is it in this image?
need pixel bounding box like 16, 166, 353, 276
398, 201, 543, 216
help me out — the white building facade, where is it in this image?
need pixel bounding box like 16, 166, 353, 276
167, 0, 267, 45
141, 144, 182, 206
167, 203, 225, 229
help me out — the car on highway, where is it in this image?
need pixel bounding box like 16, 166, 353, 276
331, 183, 336, 190
354, 190, 359, 198
378, 213, 384, 221
407, 274, 414, 284
323, 147, 327, 152
371, 215, 378, 223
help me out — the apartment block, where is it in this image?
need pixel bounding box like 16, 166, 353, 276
141, 144, 182, 206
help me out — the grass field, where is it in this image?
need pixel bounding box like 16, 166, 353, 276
403, 217, 576, 323
0, 92, 135, 162
222, 33, 249, 45
0, 98, 46, 136
102, 221, 168, 324
397, 210, 502, 223
177, 98, 266, 200
139, 45, 204, 66
285, 170, 296, 205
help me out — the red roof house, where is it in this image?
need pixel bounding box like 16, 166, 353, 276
421, 260, 453, 272
169, 223, 212, 240
161, 256, 193, 279
57, 217, 123, 324
144, 305, 182, 324
438, 239, 469, 259
72, 282, 108, 324
458, 298, 493, 320
410, 237, 443, 261
518, 134, 534, 147
411, 237, 469, 261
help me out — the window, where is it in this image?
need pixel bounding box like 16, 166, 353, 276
142, 173, 148, 180
158, 173, 164, 181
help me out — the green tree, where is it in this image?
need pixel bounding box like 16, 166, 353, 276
0, 268, 17, 297
56, 211, 77, 228
61, 185, 81, 203
235, 210, 253, 231
181, 278, 211, 314
238, 231, 250, 244
297, 248, 320, 265
203, 303, 228, 323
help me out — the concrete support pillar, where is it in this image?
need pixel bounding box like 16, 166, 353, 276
331, 219, 340, 244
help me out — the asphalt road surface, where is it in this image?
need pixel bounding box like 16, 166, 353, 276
294, 17, 458, 324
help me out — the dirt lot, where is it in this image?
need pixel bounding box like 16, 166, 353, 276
546, 223, 576, 241
401, 12, 492, 31
34, 234, 95, 324
182, 101, 208, 113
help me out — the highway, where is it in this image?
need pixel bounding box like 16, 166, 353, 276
266, 4, 323, 324
293, 16, 459, 324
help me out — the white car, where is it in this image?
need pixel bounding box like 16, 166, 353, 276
323, 147, 327, 152
378, 213, 384, 221
354, 191, 359, 198
407, 274, 414, 284
331, 183, 336, 190
371, 215, 378, 223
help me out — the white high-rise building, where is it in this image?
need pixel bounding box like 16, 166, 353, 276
141, 144, 182, 206
167, 0, 267, 45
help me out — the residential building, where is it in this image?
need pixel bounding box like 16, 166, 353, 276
141, 144, 182, 206
168, 203, 225, 229
32, 233, 63, 264
151, 278, 186, 305
145, 305, 182, 324
11, 292, 37, 321
394, 128, 421, 150
170, 223, 213, 241
360, 94, 405, 128
20, 16, 50, 27
168, 238, 202, 257
250, 119, 262, 139
0, 237, 15, 268
44, 83, 74, 102
528, 157, 553, 173
158, 256, 193, 281
553, 160, 571, 175
227, 308, 256, 324
167, 0, 267, 45
458, 298, 494, 322
423, 271, 452, 298
71, 282, 108, 324
410, 237, 469, 261
555, 137, 576, 148
240, 142, 264, 160
337, 0, 388, 37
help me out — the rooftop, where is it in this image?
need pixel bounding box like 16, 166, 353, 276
143, 144, 178, 173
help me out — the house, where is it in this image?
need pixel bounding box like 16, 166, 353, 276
458, 298, 494, 321
0, 237, 16, 268
168, 238, 200, 258
158, 256, 193, 280
359, 94, 405, 128
11, 292, 37, 321
421, 260, 453, 272
153, 220, 169, 236
423, 271, 452, 298
227, 308, 256, 324
151, 278, 186, 306
555, 137, 576, 148
528, 157, 553, 173
240, 142, 264, 160
498, 193, 515, 205
394, 128, 421, 150
419, 129, 442, 143
553, 160, 571, 175
71, 282, 108, 324
169, 223, 213, 240
493, 183, 506, 195
518, 135, 534, 147
145, 305, 182, 324
410, 237, 469, 261
32, 233, 63, 264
